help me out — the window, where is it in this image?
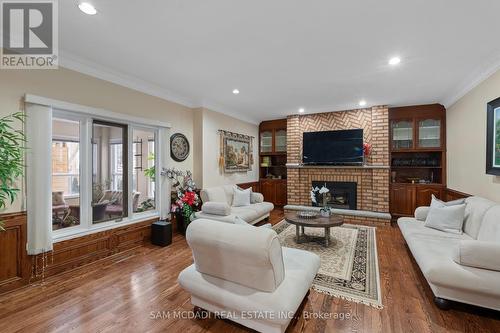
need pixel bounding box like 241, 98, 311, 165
49, 107, 162, 239
52, 118, 81, 230
132, 128, 156, 213
147, 139, 155, 199
20, 91, 172, 242
92, 121, 128, 224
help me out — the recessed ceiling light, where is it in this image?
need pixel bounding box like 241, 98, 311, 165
298, 108, 305, 113
78, 2, 97, 15
359, 100, 367, 107
388, 57, 401, 66
232, 89, 240, 95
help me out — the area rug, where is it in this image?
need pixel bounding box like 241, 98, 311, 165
273, 220, 383, 309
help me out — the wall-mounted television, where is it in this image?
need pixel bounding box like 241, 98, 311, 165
302, 129, 363, 165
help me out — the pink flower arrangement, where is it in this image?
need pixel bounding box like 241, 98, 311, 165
363, 143, 372, 157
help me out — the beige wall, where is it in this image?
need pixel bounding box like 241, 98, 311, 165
0, 67, 194, 213
192, 108, 204, 187
199, 108, 259, 188
447, 69, 500, 202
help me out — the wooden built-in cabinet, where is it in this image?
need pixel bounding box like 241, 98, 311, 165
259, 119, 287, 206
390, 183, 444, 217
260, 179, 287, 206
389, 104, 447, 220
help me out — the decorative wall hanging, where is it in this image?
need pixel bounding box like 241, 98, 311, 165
170, 133, 190, 162
486, 97, 500, 175
218, 130, 254, 173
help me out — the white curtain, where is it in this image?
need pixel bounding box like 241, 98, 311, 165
158, 127, 171, 220
25, 103, 53, 255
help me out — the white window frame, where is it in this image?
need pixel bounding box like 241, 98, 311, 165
147, 139, 155, 199
48, 107, 166, 242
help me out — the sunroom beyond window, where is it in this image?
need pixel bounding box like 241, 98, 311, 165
50, 106, 162, 237
52, 118, 81, 230
92, 121, 128, 224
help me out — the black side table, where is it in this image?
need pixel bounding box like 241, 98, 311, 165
151, 220, 172, 247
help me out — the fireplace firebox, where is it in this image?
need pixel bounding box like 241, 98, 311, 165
311, 181, 357, 210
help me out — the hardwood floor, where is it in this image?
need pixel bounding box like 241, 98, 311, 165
0, 208, 499, 333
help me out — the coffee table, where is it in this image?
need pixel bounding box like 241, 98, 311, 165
284, 212, 344, 247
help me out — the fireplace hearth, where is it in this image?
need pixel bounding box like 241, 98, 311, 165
312, 181, 357, 210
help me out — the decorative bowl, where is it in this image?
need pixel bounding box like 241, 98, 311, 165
296, 211, 317, 219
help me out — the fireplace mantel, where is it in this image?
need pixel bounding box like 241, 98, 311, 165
286, 163, 390, 169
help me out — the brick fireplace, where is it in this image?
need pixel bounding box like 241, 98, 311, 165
286, 106, 390, 213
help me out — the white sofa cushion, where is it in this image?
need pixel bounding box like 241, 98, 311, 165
186, 219, 285, 292
453, 240, 500, 272
201, 202, 231, 216
399, 217, 472, 241
414, 206, 430, 221
424, 199, 466, 235
463, 196, 497, 239
251, 192, 264, 204
477, 205, 500, 242
403, 234, 500, 298
233, 187, 252, 207
178, 246, 320, 327
201, 187, 228, 204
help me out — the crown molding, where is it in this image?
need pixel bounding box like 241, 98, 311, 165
442, 54, 500, 108
59, 50, 198, 108
59, 50, 261, 125
199, 100, 260, 125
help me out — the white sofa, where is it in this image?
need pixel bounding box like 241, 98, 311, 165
194, 185, 274, 225
398, 196, 500, 311
178, 219, 320, 333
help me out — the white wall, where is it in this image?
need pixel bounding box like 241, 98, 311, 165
447, 68, 500, 202
192, 108, 204, 187
199, 108, 259, 188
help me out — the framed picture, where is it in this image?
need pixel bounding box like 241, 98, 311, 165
224, 136, 251, 172
486, 97, 500, 175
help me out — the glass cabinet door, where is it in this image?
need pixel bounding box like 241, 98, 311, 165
260, 131, 273, 153
275, 129, 287, 152
418, 119, 441, 148
391, 120, 413, 149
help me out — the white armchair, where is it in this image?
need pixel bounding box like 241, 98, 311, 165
178, 219, 320, 333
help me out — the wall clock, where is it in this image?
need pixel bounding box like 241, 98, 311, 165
170, 133, 190, 162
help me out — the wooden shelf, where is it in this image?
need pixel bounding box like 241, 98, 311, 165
259, 118, 288, 207
391, 148, 443, 153
391, 166, 442, 169
389, 104, 447, 219
260, 152, 286, 156
391, 182, 444, 186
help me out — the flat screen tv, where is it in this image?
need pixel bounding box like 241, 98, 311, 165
303, 129, 363, 165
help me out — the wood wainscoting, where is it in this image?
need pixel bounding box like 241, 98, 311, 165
0, 212, 158, 295
445, 188, 471, 201
35, 218, 158, 279
0, 212, 30, 294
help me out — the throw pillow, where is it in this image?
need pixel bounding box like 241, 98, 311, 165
232, 187, 251, 207
431, 194, 465, 206
52, 191, 65, 206
424, 197, 466, 234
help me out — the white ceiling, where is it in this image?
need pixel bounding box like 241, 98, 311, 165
59, 0, 500, 124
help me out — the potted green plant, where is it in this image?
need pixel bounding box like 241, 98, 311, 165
144, 153, 155, 181
0, 112, 26, 231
